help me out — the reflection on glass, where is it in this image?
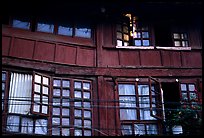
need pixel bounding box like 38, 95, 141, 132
52, 117, 60, 125
117, 32, 122, 39
84, 130, 92, 136
74, 91, 82, 98
37, 23, 54, 33
33, 103, 40, 112
62, 99, 70, 107
173, 33, 180, 39
42, 105, 48, 114
83, 92, 90, 99
120, 109, 137, 120
34, 84, 41, 93
121, 125, 132, 135
42, 96, 48, 104
74, 129, 82, 136
74, 119, 82, 126
35, 119, 47, 135
146, 124, 158, 134
75, 27, 91, 38
62, 118, 69, 126
75, 109, 82, 117
84, 120, 91, 128
58, 26, 73, 36
188, 84, 195, 91
35, 75, 41, 83
2, 72, 6, 81
62, 89, 70, 97
142, 32, 149, 38
118, 84, 135, 95
180, 84, 187, 91
21, 117, 33, 134
143, 40, 149, 46
43, 86, 49, 95
53, 98, 61, 106
134, 124, 145, 135
83, 82, 90, 90
84, 110, 91, 118
62, 128, 70, 136
174, 41, 180, 46
74, 82, 81, 89
53, 80, 61, 87
62, 80, 70, 88
13, 19, 30, 30
43, 77, 49, 85
62, 108, 69, 116
34, 94, 40, 104
135, 40, 142, 46
53, 89, 61, 97
53, 107, 60, 115
52, 127, 60, 135
117, 40, 123, 46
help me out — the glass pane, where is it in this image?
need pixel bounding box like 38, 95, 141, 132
181, 92, 188, 101
62, 99, 70, 107
62, 80, 70, 88
34, 94, 40, 104
123, 34, 129, 41
133, 32, 141, 38
134, 124, 145, 135
174, 41, 180, 46
142, 32, 149, 38
173, 33, 180, 39
182, 41, 188, 47
146, 124, 158, 134
124, 42, 129, 46
74, 101, 82, 107
117, 40, 123, 46
123, 26, 129, 33
53, 98, 61, 106
117, 32, 122, 39
53, 107, 60, 115
143, 40, 150, 46
84, 130, 92, 136
21, 117, 33, 134
181, 33, 187, 39
140, 109, 156, 120
83, 102, 91, 108
74, 81, 81, 89
12, 19, 30, 29
43, 77, 49, 85
34, 84, 41, 93
62, 128, 70, 136
53, 79, 61, 87
135, 40, 142, 46
52, 117, 60, 125
42, 105, 48, 114
62, 89, 70, 97
52, 127, 60, 136
35, 119, 47, 135
62, 108, 69, 116
121, 125, 132, 135
181, 84, 187, 91
118, 84, 135, 95
119, 96, 136, 108
84, 120, 91, 128
2, 83, 5, 91
74, 129, 82, 136
75, 109, 82, 117
84, 110, 91, 118
53, 89, 61, 97
75, 27, 91, 38
83, 82, 90, 90
62, 118, 69, 126
120, 109, 137, 120
138, 85, 149, 95
74, 119, 82, 126
139, 97, 150, 108
188, 84, 195, 91
83, 92, 90, 99
58, 25, 73, 36
2, 72, 6, 81
43, 86, 49, 95
6, 115, 20, 132
35, 74, 41, 83
74, 91, 82, 98
33, 103, 40, 112
37, 23, 54, 33
42, 96, 48, 104
189, 92, 197, 100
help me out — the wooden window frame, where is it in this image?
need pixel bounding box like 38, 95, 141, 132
172, 32, 189, 47
117, 80, 161, 136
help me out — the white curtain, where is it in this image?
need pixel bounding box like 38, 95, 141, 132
8, 72, 32, 114
118, 84, 135, 95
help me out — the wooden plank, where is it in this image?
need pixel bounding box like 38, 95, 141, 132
9, 38, 35, 59
2, 36, 11, 56
140, 51, 162, 66
2, 57, 202, 77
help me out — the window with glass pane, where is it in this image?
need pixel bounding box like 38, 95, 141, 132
73, 80, 92, 136
58, 24, 73, 36
180, 83, 198, 108
116, 14, 151, 46
12, 17, 30, 30
32, 73, 50, 116
37, 19, 54, 33
173, 32, 189, 47
52, 78, 70, 136
2, 71, 7, 111
75, 24, 91, 38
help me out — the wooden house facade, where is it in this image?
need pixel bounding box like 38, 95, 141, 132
2, 0, 202, 136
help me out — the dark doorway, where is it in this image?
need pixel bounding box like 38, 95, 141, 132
161, 82, 180, 111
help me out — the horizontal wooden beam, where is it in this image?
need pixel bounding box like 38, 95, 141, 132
2, 57, 202, 77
